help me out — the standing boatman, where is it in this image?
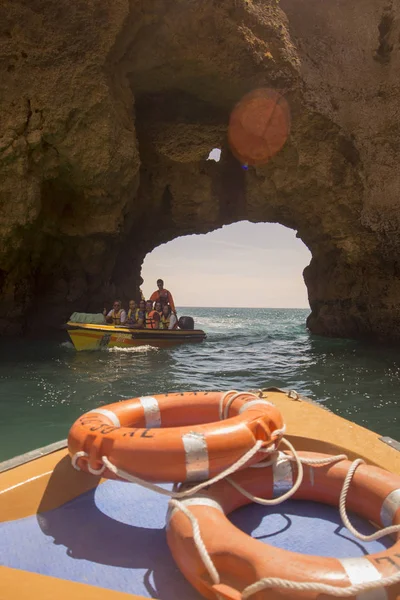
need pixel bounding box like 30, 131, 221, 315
150, 279, 176, 315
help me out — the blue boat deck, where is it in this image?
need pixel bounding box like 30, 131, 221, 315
0, 475, 389, 599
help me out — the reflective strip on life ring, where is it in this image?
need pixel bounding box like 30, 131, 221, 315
166, 451, 400, 600
68, 391, 285, 483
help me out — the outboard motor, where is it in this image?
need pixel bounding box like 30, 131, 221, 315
178, 316, 195, 330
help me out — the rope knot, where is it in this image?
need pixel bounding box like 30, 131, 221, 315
71, 451, 106, 476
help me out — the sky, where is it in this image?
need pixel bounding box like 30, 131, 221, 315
141, 220, 312, 308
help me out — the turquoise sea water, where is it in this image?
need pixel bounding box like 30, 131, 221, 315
0, 307, 399, 462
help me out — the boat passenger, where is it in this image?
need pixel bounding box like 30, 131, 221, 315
145, 300, 160, 329
150, 279, 176, 315
103, 301, 126, 326
159, 304, 178, 330
155, 301, 162, 318
135, 299, 147, 328
125, 300, 139, 326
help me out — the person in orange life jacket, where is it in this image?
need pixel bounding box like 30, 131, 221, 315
103, 300, 126, 326
159, 304, 177, 330
125, 300, 139, 326
145, 300, 160, 329
150, 279, 176, 315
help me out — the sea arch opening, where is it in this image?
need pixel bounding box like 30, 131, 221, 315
140, 221, 311, 310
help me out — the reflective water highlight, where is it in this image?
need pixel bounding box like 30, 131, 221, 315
0, 308, 398, 462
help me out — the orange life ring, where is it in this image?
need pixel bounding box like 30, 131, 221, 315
68, 391, 285, 483
167, 451, 400, 599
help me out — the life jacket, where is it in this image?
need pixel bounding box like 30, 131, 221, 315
155, 290, 169, 307
127, 308, 139, 322
159, 314, 177, 330
146, 310, 159, 329
159, 315, 170, 330
111, 309, 122, 326
137, 309, 146, 324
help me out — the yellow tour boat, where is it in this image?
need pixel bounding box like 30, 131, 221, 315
1, 389, 399, 600
66, 321, 207, 351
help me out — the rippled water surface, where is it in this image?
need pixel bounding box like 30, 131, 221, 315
0, 308, 399, 461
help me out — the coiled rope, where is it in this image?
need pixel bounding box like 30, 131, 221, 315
70, 388, 400, 598
241, 571, 400, 598
71, 390, 284, 497
170, 449, 400, 598
170, 450, 400, 598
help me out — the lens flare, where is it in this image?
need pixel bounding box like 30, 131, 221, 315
228, 88, 291, 166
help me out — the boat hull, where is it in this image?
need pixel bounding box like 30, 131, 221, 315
66, 322, 206, 351
1, 391, 399, 600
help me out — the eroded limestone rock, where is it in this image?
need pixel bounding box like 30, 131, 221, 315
0, 0, 399, 341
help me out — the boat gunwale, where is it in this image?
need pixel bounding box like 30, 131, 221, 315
66, 322, 206, 337
0, 439, 68, 474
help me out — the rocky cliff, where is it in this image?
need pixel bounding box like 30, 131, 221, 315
0, 0, 399, 340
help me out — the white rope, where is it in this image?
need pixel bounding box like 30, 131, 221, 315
71, 389, 281, 493
249, 452, 280, 468
292, 454, 348, 465
87, 463, 107, 476
217, 389, 286, 444
71, 441, 344, 501
70, 450, 106, 475
71, 389, 400, 597
169, 499, 220, 585
219, 390, 260, 420
339, 458, 400, 541
71, 439, 266, 499
104, 439, 265, 497
227, 443, 347, 506
241, 571, 400, 598
250, 452, 348, 470
241, 457, 400, 597
71, 451, 87, 470
226, 438, 304, 506
169, 444, 400, 598
270, 424, 286, 439
219, 389, 238, 420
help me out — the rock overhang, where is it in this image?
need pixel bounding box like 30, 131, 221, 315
0, 0, 399, 341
